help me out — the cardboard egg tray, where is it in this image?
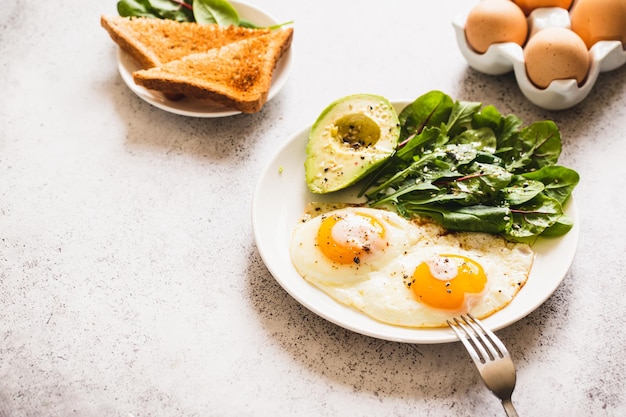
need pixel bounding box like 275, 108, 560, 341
453, 7, 626, 110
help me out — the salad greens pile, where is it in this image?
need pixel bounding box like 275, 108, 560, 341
117, 0, 263, 27
360, 91, 579, 243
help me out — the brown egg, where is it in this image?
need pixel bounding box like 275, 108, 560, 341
512, 0, 573, 15
465, 0, 528, 54
524, 27, 590, 88
570, 0, 626, 49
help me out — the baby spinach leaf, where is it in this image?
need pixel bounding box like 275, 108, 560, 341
472, 104, 502, 131
540, 215, 574, 237
193, 0, 240, 26
446, 100, 482, 138
407, 204, 511, 234
469, 162, 513, 189
117, 0, 267, 27
508, 194, 563, 239
450, 127, 497, 154
447, 163, 513, 205
118, 0, 161, 18
471, 105, 527, 154
364, 150, 447, 200
521, 165, 579, 204
373, 183, 447, 209
501, 178, 544, 205
445, 143, 479, 165
117, 0, 194, 20
149, 0, 185, 12
398, 91, 453, 142
396, 126, 443, 161
151, 0, 194, 21
502, 120, 561, 173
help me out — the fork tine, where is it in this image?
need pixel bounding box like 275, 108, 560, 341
448, 316, 492, 365
464, 313, 509, 359
447, 319, 481, 363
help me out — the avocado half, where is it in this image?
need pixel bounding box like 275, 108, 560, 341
305, 94, 400, 194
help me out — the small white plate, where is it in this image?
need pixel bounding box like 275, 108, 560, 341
252, 101, 580, 344
116, 1, 293, 117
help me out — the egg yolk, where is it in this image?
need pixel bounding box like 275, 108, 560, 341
316, 212, 386, 265
412, 254, 487, 310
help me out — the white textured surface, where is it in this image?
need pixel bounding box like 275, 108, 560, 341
1, 1, 625, 416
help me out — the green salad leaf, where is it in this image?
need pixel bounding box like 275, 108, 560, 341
116, 0, 292, 28
118, 0, 194, 21
359, 91, 579, 243
192, 0, 239, 26
116, 0, 238, 25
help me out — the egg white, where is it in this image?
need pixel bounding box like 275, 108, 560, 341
290, 207, 535, 328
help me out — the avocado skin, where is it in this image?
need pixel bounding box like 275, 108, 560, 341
305, 94, 400, 194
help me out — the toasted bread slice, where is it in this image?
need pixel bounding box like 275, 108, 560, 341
100, 15, 271, 69
132, 28, 293, 113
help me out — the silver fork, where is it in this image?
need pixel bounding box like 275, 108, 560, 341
448, 314, 519, 417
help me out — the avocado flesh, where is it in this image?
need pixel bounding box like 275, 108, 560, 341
305, 94, 400, 194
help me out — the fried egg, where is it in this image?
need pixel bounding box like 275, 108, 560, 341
290, 206, 424, 286
290, 206, 535, 328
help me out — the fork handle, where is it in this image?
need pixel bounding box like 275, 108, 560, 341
501, 399, 519, 417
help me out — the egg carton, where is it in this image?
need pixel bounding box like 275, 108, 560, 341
453, 7, 626, 110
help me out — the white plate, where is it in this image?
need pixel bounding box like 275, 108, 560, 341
252, 101, 580, 344
116, 1, 293, 117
